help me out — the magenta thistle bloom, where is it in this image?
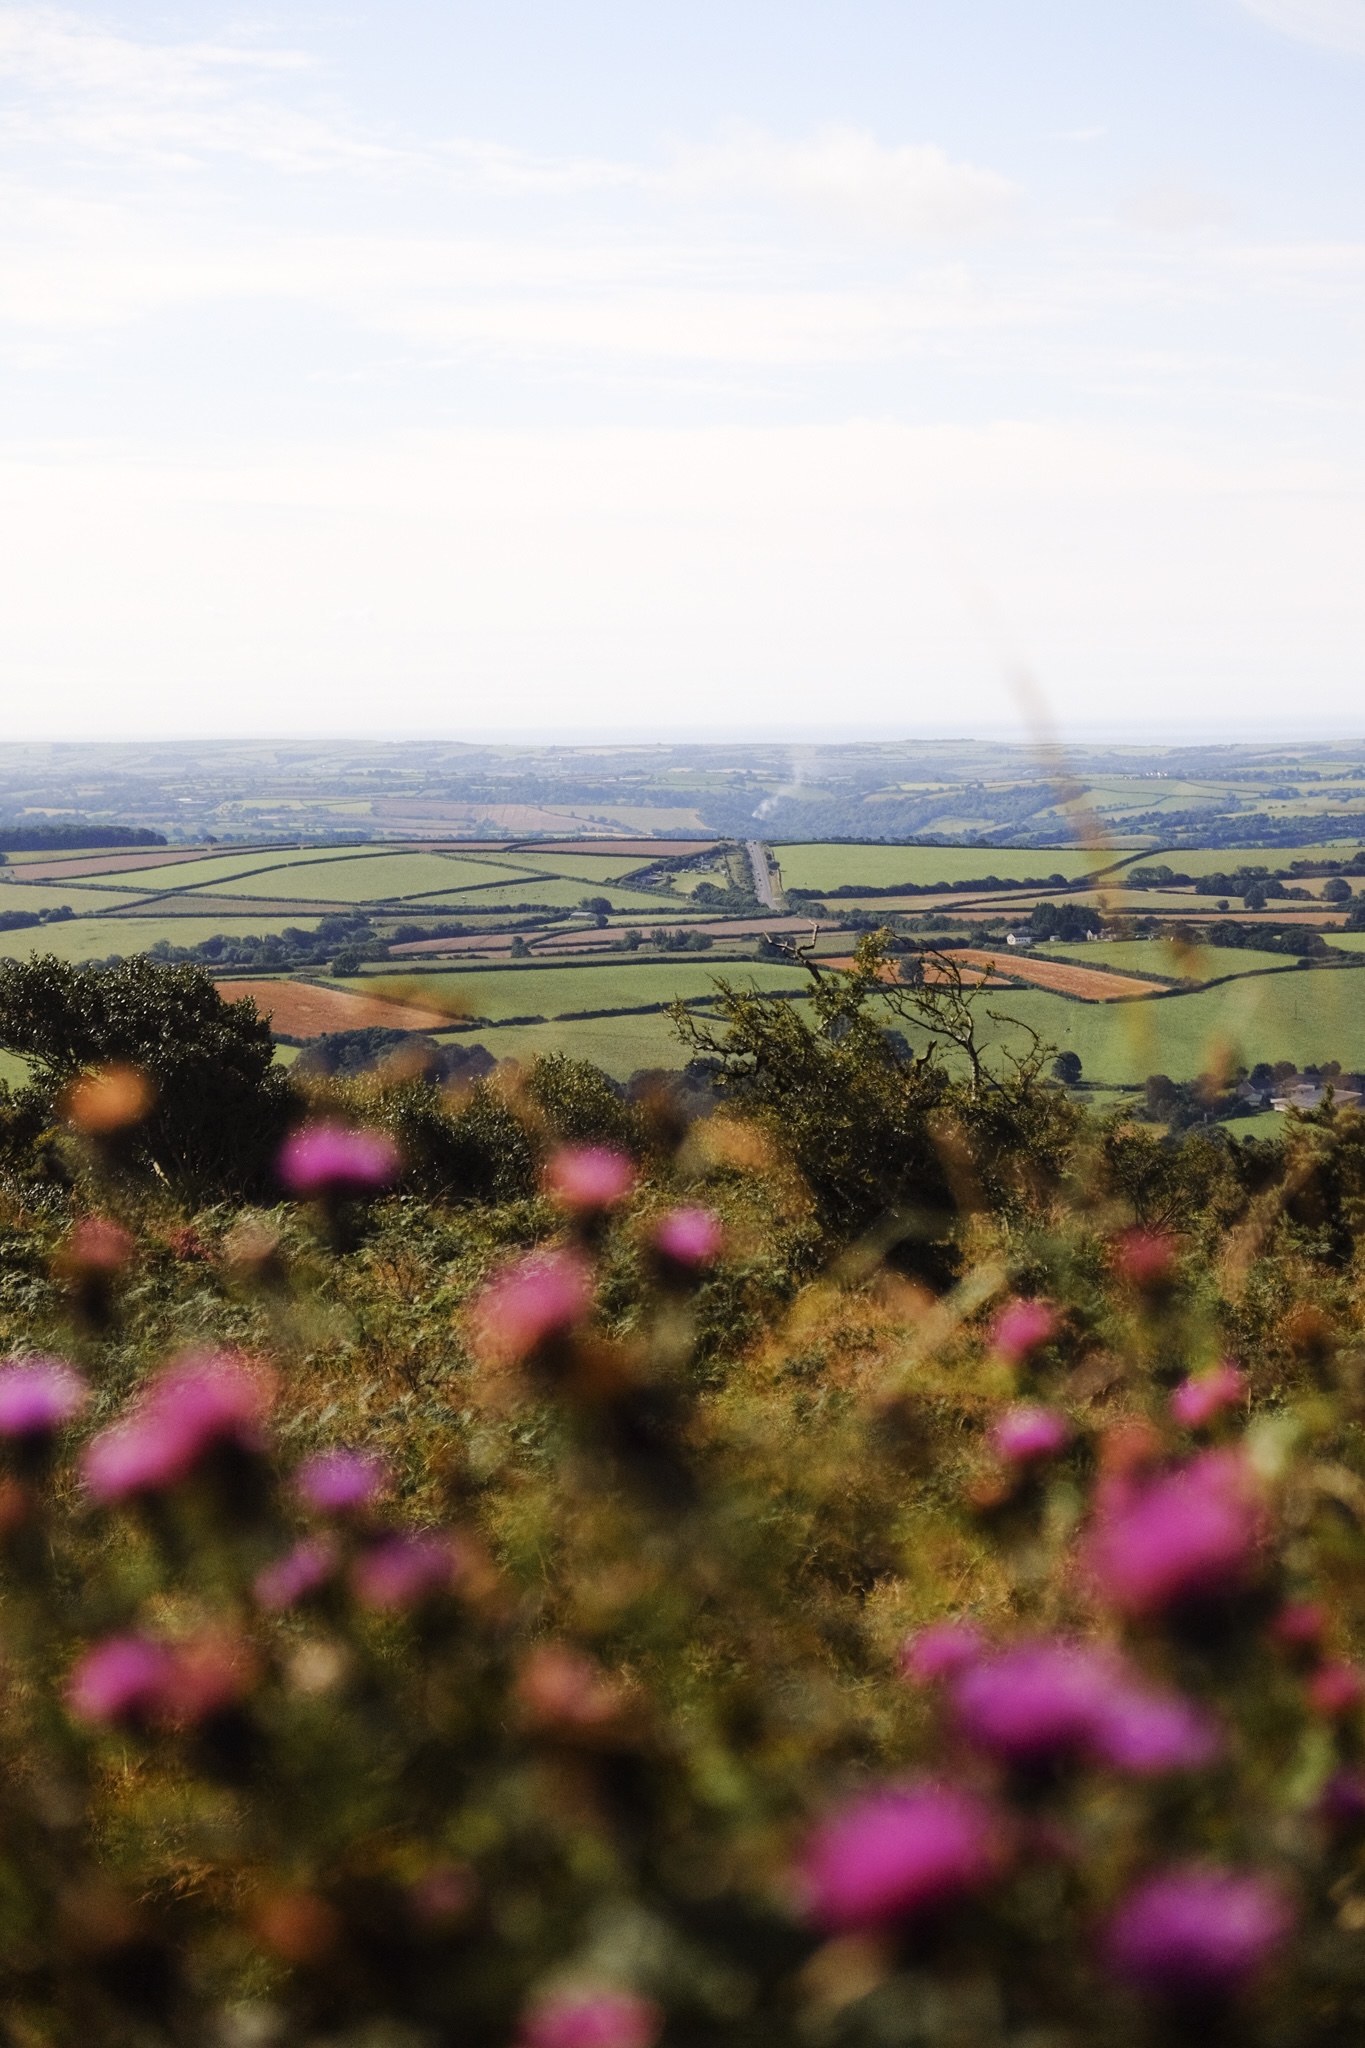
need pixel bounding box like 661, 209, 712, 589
1114, 1228, 1177, 1289
471, 1249, 593, 1365
951, 1639, 1218, 1777
82, 1351, 273, 1503
254, 1535, 339, 1611
351, 1532, 455, 1610
519, 1989, 661, 2048
990, 1404, 1071, 1466
1308, 1662, 1364, 1718
653, 1206, 724, 1270
296, 1448, 388, 1513
1086, 1450, 1266, 1618
1105, 1866, 1293, 2000
543, 1146, 636, 1213
66, 1635, 175, 1725
1090, 1686, 1223, 1776
802, 1781, 1005, 1931
1171, 1363, 1247, 1429
990, 1298, 1059, 1362
0, 1356, 87, 1437
1273, 1600, 1327, 1649
951, 1641, 1116, 1764
278, 1121, 401, 1200
900, 1619, 986, 1686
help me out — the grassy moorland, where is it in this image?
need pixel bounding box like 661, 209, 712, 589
0, 945, 1360, 2044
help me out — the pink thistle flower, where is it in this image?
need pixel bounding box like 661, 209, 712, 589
295, 1448, 388, 1513
1105, 1866, 1294, 2000
543, 1147, 636, 1214
801, 1781, 1006, 1932
1308, 1662, 1364, 1718
950, 1639, 1220, 1777
1171, 1363, 1247, 1430
351, 1532, 455, 1610
990, 1404, 1072, 1466
470, 1248, 593, 1365
1090, 1687, 1223, 1776
254, 1535, 339, 1611
82, 1351, 274, 1503
278, 1122, 401, 1200
519, 1989, 662, 2048
951, 1641, 1116, 1764
1114, 1228, 1177, 1290
1085, 1449, 1266, 1619
900, 1619, 986, 1687
64, 1218, 134, 1273
1273, 1601, 1328, 1650
0, 1356, 87, 1437
66, 1635, 175, 1726
653, 1206, 724, 1271
990, 1298, 1059, 1362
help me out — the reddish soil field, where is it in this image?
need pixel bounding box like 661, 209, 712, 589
217, 980, 449, 1038
13, 848, 226, 881
953, 949, 1167, 1000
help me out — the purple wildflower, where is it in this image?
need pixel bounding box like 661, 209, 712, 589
951, 1641, 1115, 1764
254, 1535, 339, 1611
802, 1781, 1005, 1931
470, 1249, 593, 1365
0, 1356, 87, 1438
82, 1351, 273, 1503
991, 1299, 1059, 1362
296, 1448, 387, 1513
1087, 1450, 1266, 1618
543, 1147, 636, 1213
900, 1619, 986, 1686
66, 1635, 174, 1726
519, 1990, 662, 2048
1171, 1363, 1247, 1430
990, 1404, 1072, 1466
278, 1122, 401, 1200
653, 1206, 724, 1271
1090, 1687, 1223, 1776
351, 1533, 455, 1610
1106, 1866, 1293, 2000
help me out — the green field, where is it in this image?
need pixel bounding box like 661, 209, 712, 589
932, 967, 1365, 1084
0, 915, 328, 963
0, 880, 160, 913
1133, 844, 1364, 877
775, 844, 1114, 891
170, 852, 518, 902
1041, 941, 1301, 980
363, 960, 806, 1024
442, 1012, 703, 1078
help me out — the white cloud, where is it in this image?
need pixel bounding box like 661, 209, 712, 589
1236, 0, 1365, 55
0, 3, 392, 170
665, 125, 1020, 238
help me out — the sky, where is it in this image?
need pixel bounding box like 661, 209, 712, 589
2, 0, 1365, 741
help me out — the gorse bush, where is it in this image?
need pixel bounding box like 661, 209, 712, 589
0, 950, 1364, 2043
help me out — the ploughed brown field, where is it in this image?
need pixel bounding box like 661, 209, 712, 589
954, 950, 1169, 1000
217, 980, 450, 1038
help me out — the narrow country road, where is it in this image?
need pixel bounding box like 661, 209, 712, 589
745, 839, 779, 910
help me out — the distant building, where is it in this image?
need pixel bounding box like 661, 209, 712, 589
1006, 933, 1034, 950
1270, 1083, 1362, 1111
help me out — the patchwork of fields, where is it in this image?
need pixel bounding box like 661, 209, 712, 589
3, 832, 1365, 1088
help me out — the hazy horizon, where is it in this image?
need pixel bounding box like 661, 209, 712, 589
3, 1, 1364, 740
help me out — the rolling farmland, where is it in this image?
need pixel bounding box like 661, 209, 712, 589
2, 824, 1364, 1090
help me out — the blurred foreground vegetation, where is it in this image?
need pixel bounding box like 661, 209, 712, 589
0, 946, 1361, 2045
